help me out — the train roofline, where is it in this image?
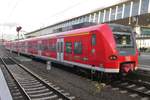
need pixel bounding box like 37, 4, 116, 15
12, 23, 109, 42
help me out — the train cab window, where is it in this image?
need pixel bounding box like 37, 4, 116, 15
74, 41, 82, 54
91, 34, 96, 46
65, 42, 72, 53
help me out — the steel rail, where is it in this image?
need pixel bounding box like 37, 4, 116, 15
0, 57, 31, 100
9, 57, 74, 100
112, 80, 150, 98
123, 78, 150, 90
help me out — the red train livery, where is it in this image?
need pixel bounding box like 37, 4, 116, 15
5, 24, 138, 73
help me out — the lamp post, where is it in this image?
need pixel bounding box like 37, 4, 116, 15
16, 26, 22, 40
16, 26, 22, 56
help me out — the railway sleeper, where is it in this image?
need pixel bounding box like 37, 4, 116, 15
29, 91, 53, 98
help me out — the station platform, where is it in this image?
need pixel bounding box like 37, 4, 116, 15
0, 67, 12, 100
139, 65, 150, 71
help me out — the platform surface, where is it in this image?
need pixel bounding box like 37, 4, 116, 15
0, 67, 12, 100
139, 54, 150, 71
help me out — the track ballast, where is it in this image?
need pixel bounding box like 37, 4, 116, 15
0, 57, 75, 100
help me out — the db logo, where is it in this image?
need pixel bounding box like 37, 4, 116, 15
125, 56, 130, 61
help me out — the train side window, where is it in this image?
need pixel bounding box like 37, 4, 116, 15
51, 43, 56, 51
92, 34, 96, 46
65, 42, 72, 53
43, 45, 46, 50
37, 44, 41, 50
49, 42, 52, 51
74, 41, 82, 54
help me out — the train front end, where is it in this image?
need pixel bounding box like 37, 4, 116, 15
111, 24, 138, 73
100, 24, 138, 74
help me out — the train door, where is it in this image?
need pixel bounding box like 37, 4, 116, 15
56, 38, 64, 62
38, 40, 42, 56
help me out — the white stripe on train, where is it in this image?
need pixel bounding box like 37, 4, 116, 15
20, 52, 120, 73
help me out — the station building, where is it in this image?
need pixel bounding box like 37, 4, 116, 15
25, 0, 150, 49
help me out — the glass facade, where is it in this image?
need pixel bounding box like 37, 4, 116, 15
78, 18, 81, 23
85, 15, 89, 22
141, 28, 150, 35
61, 0, 149, 25
82, 16, 85, 22
132, 0, 139, 16
105, 9, 110, 22
117, 5, 123, 19
140, 0, 149, 14
124, 2, 131, 18
111, 7, 116, 21
94, 12, 99, 23
27, 0, 150, 38
80, 17, 84, 23
100, 10, 104, 23
90, 14, 94, 22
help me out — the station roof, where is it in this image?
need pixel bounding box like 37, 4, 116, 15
25, 0, 150, 38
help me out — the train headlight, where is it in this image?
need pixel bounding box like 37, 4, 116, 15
109, 55, 118, 60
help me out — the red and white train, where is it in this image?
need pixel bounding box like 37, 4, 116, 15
5, 24, 138, 73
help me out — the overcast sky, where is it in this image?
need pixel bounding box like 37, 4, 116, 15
0, 0, 122, 40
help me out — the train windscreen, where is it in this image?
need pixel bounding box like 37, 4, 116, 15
109, 24, 135, 55
109, 24, 134, 48
113, 32, 133, 48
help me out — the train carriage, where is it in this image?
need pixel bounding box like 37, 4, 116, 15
5, 23, 138, 74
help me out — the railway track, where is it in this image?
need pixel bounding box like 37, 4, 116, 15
0, 57, 75, 100
0, 63, 28, 100
111, 78, 150, 98
129, 70, 150, 82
